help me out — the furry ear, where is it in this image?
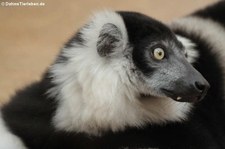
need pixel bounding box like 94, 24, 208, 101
79, 11, 128, 57
97, 23, 123, 57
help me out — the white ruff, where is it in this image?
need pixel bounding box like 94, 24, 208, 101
0, 112, 27, 149
176, 35, 199, 64
172, 16, 225, 84
48, 11, 192, 136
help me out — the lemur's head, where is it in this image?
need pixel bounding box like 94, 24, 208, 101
49, 11, 209, 135
117, 12, 210, 103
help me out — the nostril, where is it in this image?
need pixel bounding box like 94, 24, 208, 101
195, 81, 206, 92
194, 81, 210, 101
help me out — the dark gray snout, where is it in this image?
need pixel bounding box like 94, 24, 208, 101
177, 70, 210, 102
162, 63, 210, 103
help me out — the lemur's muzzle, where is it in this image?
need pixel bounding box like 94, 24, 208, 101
162, 63, 210, 103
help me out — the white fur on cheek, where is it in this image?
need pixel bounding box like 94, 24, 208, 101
0, 112, 27, 149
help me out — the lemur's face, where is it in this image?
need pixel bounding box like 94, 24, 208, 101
132, 36, 209, 103
96, 12, 209, 103
119, 12, 210, 103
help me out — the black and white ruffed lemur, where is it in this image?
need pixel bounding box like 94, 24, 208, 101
0, 1, 225, 149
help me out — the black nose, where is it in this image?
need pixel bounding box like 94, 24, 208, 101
193, 81, 210, 101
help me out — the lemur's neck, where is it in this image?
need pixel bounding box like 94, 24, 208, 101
47, 54, 192, 136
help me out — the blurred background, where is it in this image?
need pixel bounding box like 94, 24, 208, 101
0, 0, 217, 104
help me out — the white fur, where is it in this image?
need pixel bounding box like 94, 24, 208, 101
176, 35, 199, 64
0, 112, 27, 149
48, 11, 192, 136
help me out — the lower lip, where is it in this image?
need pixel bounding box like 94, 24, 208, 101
161, 89, 201, 103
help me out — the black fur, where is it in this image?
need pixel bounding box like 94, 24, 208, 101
119, 11, 182, 76
194, 1, 225, 27
1, 2, 225, 149
57, 30, 86, 64
64, 31, 85, 49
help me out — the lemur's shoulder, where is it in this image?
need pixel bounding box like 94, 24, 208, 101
1, 79, 57, 147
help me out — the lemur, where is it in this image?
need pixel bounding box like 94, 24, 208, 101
0, 1, 225, 149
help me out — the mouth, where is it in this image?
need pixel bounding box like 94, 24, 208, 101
139, 86, 208, 103
161, 88, 203, 103
139, 93, 159, 100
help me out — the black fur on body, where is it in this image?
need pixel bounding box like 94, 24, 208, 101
1, 1, 225, 149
